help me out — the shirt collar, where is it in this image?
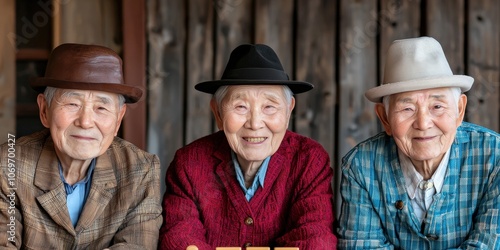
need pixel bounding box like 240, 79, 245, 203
231, 151, 270, 190
400, 148, 450, 199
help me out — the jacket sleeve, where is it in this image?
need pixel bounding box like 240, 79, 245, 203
275, 147, 338, 250
108, 155, 163, 250
158, 151, 212, 250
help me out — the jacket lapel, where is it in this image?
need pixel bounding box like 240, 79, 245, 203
74, 149, 117, 233
34, 137, 75, 235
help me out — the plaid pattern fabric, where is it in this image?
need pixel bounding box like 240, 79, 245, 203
338, 122, 500, 249
159, 130, 337, 250
0, 129, 162, 249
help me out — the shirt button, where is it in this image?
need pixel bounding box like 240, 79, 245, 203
244, 217, 254, 225
426, 234, 439, 240
395, 200, 404, 210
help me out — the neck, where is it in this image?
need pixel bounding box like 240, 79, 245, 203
411, 157, 443, 180
58, 156, 92, 186
237, 157, 263, 188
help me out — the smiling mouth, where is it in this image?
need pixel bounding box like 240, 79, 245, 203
72, 135, 95, 140
243, 137, 267, 143
414, 136, 436, 141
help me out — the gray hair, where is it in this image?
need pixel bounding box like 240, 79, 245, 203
382, 87, 462, 116
43, 86, 126, 108
213, 85, 294, 113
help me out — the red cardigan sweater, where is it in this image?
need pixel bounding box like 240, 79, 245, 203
159, 130, 337, 249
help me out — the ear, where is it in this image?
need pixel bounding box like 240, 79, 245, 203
210, 98, 223, 130
289, 97, 296, 113
456, 94, 467, 126
375, 103, 392, 135
114, 104, 127, 136
37, 94, 50, 128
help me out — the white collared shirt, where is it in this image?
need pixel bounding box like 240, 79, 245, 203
400, 148, 450, 223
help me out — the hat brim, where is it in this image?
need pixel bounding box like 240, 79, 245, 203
195, 79, 314, 94
31, 77, 143, 103
365, 75, 474, 103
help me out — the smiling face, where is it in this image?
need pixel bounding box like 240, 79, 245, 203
38, 88, 126, 164
375, 87, 466, 169
211, 85, 295, 167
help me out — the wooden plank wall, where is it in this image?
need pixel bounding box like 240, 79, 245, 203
0, 0, 16, 144
146, 0, 500, 215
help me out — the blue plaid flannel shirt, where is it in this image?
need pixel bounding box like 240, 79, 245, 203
338, 122, 500, 249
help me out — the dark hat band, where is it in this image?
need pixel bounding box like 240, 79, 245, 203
222, 68, 289, 81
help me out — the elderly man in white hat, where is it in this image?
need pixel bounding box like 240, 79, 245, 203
337, 37, 500, 249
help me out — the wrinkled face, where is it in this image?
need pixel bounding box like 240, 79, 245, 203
212, 85, 295, 165
38, 89, 126, 163
376, 87, 466, 165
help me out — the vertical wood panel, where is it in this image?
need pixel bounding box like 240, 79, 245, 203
467, 0, 500, 131
379, 0, 421, 78
0, 0, 15, 143
185, 0, 215, 144
426, 0, 465, 75
122, 0, 147, 150
57, 0, 120, 51
295, 0, 337, 216
254, 0, 294, 75
295, 0, 336, 152
147, 0, 186, 194
338, 0, 377, 218
214, 0, 253, 79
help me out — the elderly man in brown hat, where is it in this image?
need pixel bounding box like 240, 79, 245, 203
0, 44, 162, 249
337, 37, 500, 249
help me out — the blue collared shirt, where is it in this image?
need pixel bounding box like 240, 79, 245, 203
232, 151, 270, 201
58, 158, 96, 227
338, 122, 500, 249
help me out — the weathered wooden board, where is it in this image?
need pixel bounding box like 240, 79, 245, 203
214, 0, 253, 79
467, 0, 499, 131
57, 0, 120, 51
337, 0, 378, 219
254, 0, 294, 76
146, 0, 186, 194
426, 0, 465, 75
379, 0, 421, 79
185, 0, 215, 144
0, 0, 15, 143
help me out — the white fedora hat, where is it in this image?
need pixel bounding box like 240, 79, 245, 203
365, 36, 474, 103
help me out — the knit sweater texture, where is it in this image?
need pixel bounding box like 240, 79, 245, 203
159, 130, 337, 249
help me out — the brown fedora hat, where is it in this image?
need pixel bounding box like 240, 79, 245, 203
195, 44, 313, 94
31, 43, 143, 103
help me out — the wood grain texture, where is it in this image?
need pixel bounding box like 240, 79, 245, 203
254, 0, 294, 75
0, 0, 15, 143
338, 0, 378, 218
379, 0, 421, 78
467, 0, 499, 131
146, 0, 186, 195
426, 0, 465, 75
185, 0, 215, 144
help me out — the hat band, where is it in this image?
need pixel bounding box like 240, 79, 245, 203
222, 68, 289, 81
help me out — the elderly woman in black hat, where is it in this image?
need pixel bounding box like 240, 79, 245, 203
159, 44, 337, 249
337, 37, 500, 249
0, 44, 162, 249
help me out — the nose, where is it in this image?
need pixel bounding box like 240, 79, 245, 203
413, 108, 433, 130
75, 106, 94, 129
245, 109, 264, 130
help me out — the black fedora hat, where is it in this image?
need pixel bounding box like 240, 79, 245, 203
195, 44, 313, 94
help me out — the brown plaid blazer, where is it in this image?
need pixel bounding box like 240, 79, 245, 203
0, 129, 162, 249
